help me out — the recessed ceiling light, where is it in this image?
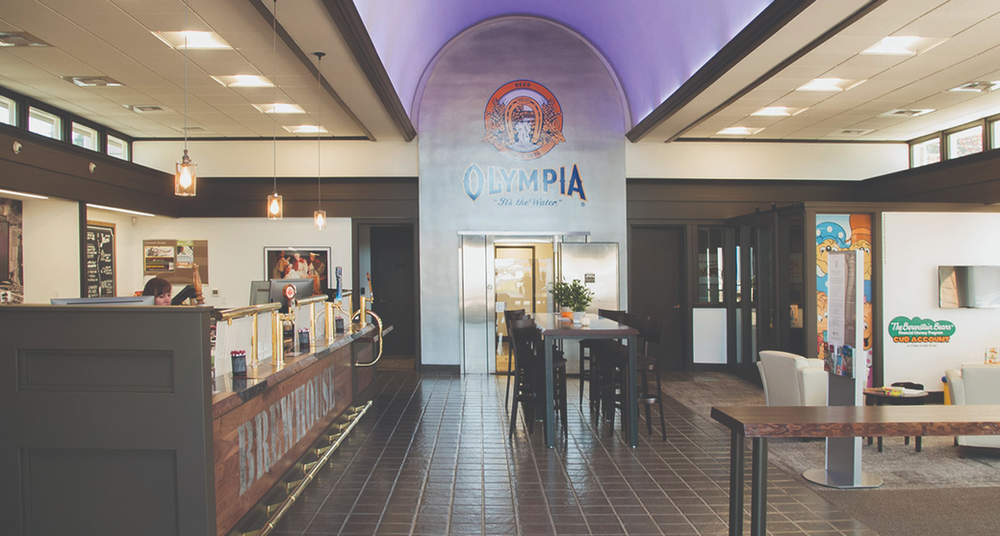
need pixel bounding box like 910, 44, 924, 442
153, 31, 232, 49
751, 106, 807, 117
283, 125, 329, 134
253, 103, 306, 114
861, 36, 947, 56
62, 76, 123, 87
797, 78, 865, 92
948, 81, 1000, 93
717, 126, 764, 136
212, 75, 273, 88
880, 109, 935, 118
0, 32, 50, 47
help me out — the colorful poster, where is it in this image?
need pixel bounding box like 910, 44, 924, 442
817, 214, 873, 381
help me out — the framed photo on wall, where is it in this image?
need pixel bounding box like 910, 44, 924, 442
264, 246, 332, 290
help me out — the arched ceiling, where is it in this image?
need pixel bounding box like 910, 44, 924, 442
351, 0, 772, 129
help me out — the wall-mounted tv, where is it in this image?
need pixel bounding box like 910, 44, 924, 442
939, 266, 1000, 308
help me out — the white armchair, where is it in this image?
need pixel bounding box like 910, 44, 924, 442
757, 350, 828, 406
945, 365, 1000, 457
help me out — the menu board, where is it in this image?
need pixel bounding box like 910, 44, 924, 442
86, 221, 116, 298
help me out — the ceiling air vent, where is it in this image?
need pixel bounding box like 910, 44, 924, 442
831, 129, 875, 137
0, 32, 50, 47
62, 76, 123, 87
880, 109, 934, 118
126, 105, 170, 114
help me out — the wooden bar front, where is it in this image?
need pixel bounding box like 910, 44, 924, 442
212, 324, 380, 535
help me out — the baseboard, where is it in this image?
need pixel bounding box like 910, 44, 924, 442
418, 364, 461, 374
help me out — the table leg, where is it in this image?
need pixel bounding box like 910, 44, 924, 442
544, 338, 555, 448
877, 436, 882, 453
626, 334, 638, 448
728, 432, 745, 536
916, 436, 922, 452
750, 437, 767, 536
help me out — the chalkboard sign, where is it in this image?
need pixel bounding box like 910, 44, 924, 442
86, 221, 116, 298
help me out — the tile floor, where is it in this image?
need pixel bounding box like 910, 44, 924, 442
271, 371, 876, 535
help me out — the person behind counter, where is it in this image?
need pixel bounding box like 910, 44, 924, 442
142, 277, 172, 306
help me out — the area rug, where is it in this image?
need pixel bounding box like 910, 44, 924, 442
663, 371, 1000, 490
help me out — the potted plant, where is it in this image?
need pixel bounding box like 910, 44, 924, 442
551, 279, 594, 323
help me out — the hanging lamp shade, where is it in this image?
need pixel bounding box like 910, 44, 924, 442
174, 149, 197, 196
267, 192, 283, 220
313, 209, 326, 230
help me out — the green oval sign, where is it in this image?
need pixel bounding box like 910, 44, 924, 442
887, 316, 956, 344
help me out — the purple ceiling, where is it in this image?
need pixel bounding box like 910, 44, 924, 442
352, 0, 773, 129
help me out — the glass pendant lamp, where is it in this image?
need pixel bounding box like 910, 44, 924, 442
174, 2, 196, 196
313, 51, 326, 230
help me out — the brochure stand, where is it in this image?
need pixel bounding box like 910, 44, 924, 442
803, 250, 882, 489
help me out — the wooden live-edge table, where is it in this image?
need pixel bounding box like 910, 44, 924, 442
863, 388, 930, 452
711, 405, 1000, 536
534, 313, 640, 448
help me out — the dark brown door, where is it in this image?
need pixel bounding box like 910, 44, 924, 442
370, 226, 416, 357
629, 226, 685, 370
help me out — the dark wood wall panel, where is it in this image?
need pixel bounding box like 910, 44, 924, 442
627, 179, 859, 221
857, 149, 1000, 204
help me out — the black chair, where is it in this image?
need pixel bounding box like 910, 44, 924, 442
502, 308, 527, 411
508, 318, 568, 438
579, 309, 626, 408
604, 316, 667, 441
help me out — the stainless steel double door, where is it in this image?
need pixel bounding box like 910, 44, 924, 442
460, 235, 618, 374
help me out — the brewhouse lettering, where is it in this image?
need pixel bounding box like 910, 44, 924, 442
463, 163, 586, 203
238, 367, 337, 495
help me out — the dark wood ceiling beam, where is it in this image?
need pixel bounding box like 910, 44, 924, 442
672, 0, 888, 142
321, 0, 417, 142
626, 0, 814, 143
249, 0, 376, 141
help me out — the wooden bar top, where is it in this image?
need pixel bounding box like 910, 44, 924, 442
211, 323, 386, 420
711, 405, 1000, 439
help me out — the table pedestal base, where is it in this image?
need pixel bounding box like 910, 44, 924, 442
803, 469, 882, 489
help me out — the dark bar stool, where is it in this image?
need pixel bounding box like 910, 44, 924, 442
508, 318, 567, 438
502, 308, 526, 411
605, 316, 667, 441
579, 309, 625, 409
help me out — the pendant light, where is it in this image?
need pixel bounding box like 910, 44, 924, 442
174, 1, 196, 196
313, 51, 326, 230
266, 0, 282, 220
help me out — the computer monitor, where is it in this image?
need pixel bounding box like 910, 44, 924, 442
51, 296, 155, 306
268, 278, 317, 312
249, 280, 271, 306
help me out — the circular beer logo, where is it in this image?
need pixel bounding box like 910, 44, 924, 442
483, 80, 565, 161
283, 284, 296, 300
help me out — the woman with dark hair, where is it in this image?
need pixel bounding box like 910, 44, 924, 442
142, 277, 173, 306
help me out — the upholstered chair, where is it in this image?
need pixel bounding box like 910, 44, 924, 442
945, 365, 1000, 457
756, 350, 828, 406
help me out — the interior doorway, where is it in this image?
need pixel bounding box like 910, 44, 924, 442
357, 222, 418, 371
628, 226, 686, 370
494, 243, 553, 375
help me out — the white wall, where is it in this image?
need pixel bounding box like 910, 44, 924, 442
882, 212, 1000, 390
87, 208, 353, 308
626, 141, 908, 180
22, 197, 79, 303
132, 139, 418, 178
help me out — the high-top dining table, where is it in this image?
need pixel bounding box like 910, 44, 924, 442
534, 313, 641, 447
